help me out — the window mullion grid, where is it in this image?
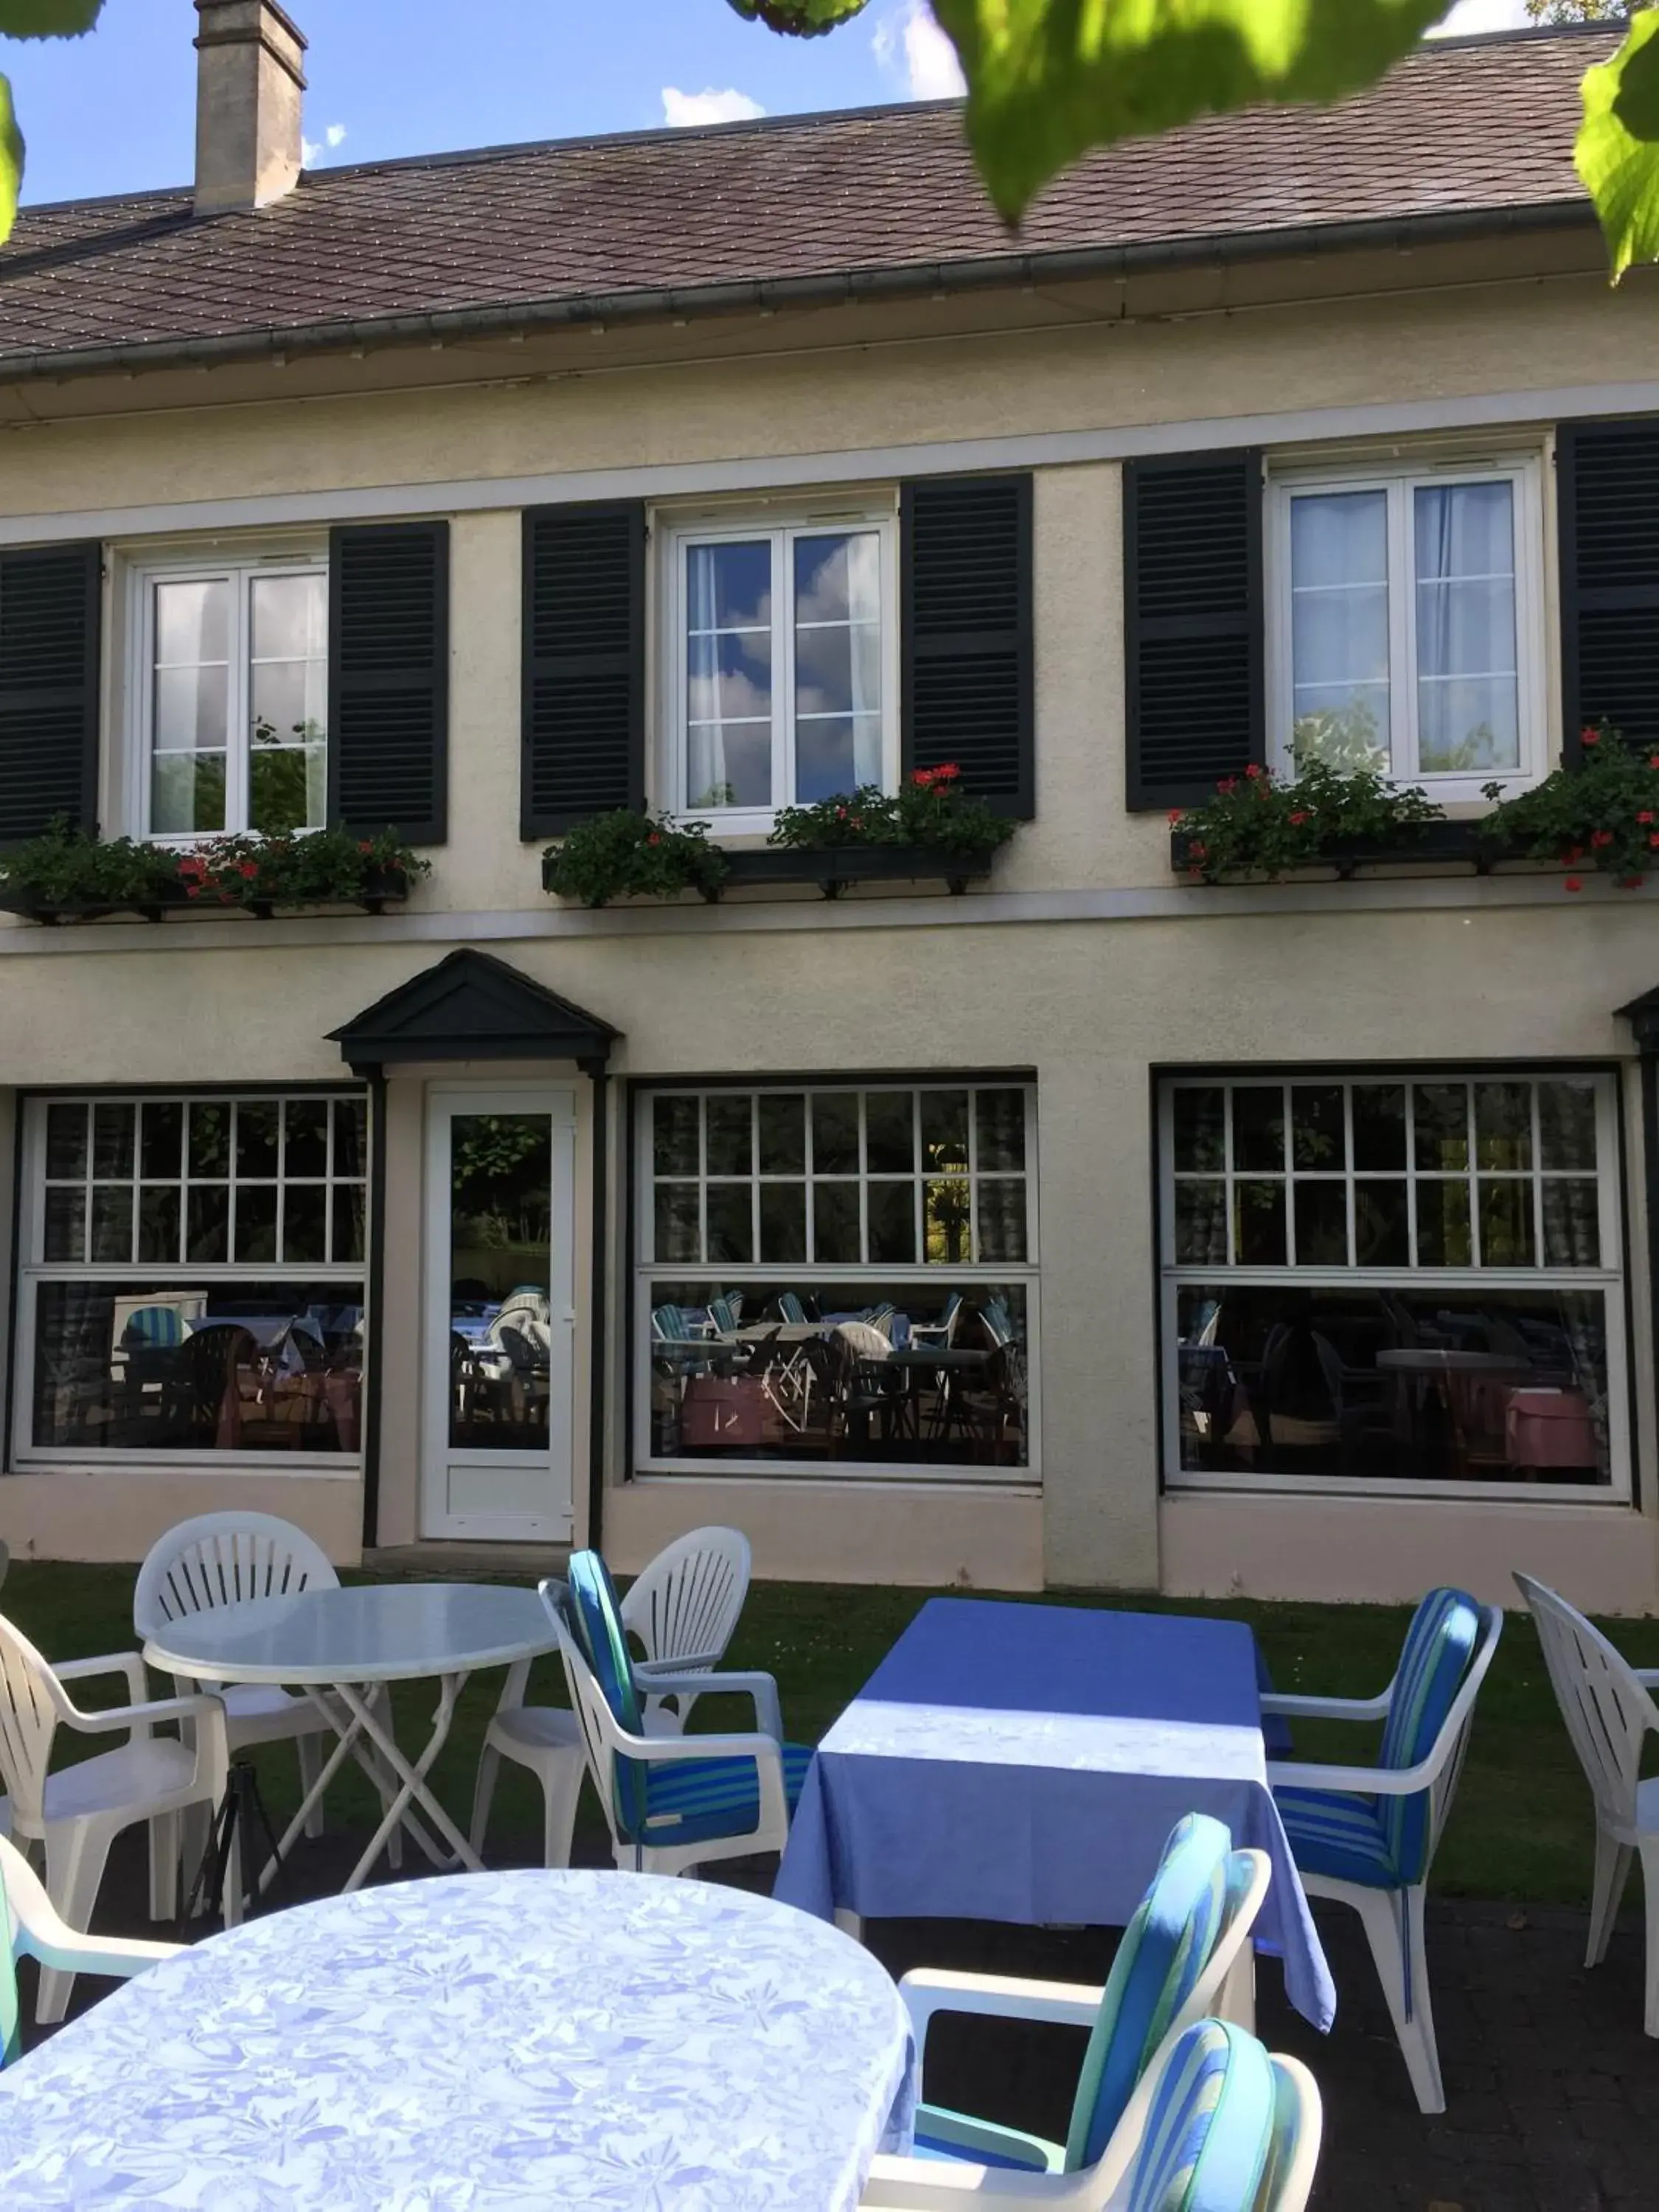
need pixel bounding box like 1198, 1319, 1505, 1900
226, 568, 250, 838
748, 1095, 760, 1268
1281, 1082, 1293, 1267
804, 1091, 817, 1266
696, 1096, 709, 1267
1223, 1088, 1237, 1266
1466, 1081, 1481, 1268
775, 528, 792, 812
1530, 1083, 1545, 1272
912, 1091, 925, 1268
1391, 481, 1416, 782
1343, 1085, 1357, 1266
857, 1091, 870, 1264
1405, 1081, 1419, 1268
966, 1085, 981, 1270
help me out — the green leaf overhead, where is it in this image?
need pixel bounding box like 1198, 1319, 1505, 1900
0, 73, 20, 243
0, 1, 103, 33
1611, 6, 1659, 136
928, 0, 1452, 223
724, 0, 869, 32
1578, 10, 1659, 278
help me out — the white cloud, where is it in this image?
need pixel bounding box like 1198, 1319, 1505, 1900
1427, 1, 1531, 36
661, 87, 766, 128
302, 122, 348, 166
873, 1, 966, 100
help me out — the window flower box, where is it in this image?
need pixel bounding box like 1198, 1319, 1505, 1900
714, 844, 992, 899
0, 826, 425, 925
1169, 819, 1490, 880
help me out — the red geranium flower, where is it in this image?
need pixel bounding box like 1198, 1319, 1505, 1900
1168, 809, 1183, 825
1582, 727, 1601, 747
1566, 845, 1585, 863
646, 832, 661, 846
933, 762, 961, 781
1289, 810, 1309, 827
1565, 877, 1584, 893
1244, 763, 1262, 779
1217, 777, 1239, 796
1189, 841, 1208, 860
1591, 830, 1614, 849
358, 841, 373, 856
237, 860, 260, 879
1641, 813, 1655, 826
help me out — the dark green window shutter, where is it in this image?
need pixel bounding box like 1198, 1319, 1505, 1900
0, 542, 102, 844
901, 474, 1033, 818
327, 521, 449, 843
521, 501, 646, 838
1558, 417, 1659, 766
1124, 450, 1263, 810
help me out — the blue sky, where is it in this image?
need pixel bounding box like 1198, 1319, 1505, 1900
5, 0, 1530, 209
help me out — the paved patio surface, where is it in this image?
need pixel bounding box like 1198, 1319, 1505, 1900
15, 1824, 1658, 2209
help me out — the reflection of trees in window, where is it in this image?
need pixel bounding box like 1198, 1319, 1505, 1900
1291, 699, 1387, 772
453, 1117, 550, 1249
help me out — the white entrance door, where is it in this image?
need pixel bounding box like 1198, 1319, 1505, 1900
421, 1087, 576, 1541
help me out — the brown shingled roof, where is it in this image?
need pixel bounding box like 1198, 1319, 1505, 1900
0, 27, 1611, 380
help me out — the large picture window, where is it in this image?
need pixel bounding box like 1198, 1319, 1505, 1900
129, 552, 328, 839
15, 1093, 368, 1464
661, 507, 898, 832
636, 1082, 1037, 1478
1160, 1071, 1628, 1500
1268, 458, 1545, 803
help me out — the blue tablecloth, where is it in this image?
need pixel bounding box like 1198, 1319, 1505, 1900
773, 1597, 1335, 2032
0, 1871, 916, 2210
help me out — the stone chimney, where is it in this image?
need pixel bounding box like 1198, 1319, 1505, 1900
193, 0, 307, 216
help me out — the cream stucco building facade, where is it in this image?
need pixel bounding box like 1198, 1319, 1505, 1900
2, 14, 1657, 1611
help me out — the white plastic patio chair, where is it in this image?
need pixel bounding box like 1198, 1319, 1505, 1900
860, 2017, 1321, 2211
1, 1829, 181, 2067
540, 1556, 804, 1877
469, 1528, 752, 1866
898, 1815, 1270, 2177
134, 1511, 398, 1861
0, 1610, 229, 2024
1266, 1587, 1503, 2114
1514, 1572, 1659, 2034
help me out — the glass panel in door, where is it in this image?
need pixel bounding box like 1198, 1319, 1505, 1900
448, 1114, 554, 1453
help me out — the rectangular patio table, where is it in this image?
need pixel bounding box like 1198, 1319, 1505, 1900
773, 1596, 1336, 2031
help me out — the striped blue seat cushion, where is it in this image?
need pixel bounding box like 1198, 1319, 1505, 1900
639, 1742, 813, 1847
1376, 1587, 1481, 1884
565, 1550, 649, 1834
1274, 1786, 1400, 1886
1066, 1812, 1237, 2171
1125, 2020, 1276, 2212
1275, 1586, 1481, 1893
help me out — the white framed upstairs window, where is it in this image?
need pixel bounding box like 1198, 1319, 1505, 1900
660, 505, 899, 832
127, 551, 329, 840
1267, 456, 1547, 803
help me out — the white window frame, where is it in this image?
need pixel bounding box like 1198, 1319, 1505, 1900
13, 1090, 369, 1475
633, 1079, 1040, 1485
1158, 1070, 1630, 1506
658, 501, 900, 835
123, 544, 330, 843
1267, 453, 1548, 804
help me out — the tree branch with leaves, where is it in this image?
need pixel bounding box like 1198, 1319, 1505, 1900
730, 0, 1659, 279
0, 1, 102, 239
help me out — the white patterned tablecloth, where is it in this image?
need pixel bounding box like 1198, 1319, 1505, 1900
0, 1868, 917, 2211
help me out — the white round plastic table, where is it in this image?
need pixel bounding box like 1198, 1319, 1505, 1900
0, 1869, 917, 2211
143, 1581, 557, 1895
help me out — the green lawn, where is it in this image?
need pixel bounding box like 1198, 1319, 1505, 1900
5, 1563, 1655, 1907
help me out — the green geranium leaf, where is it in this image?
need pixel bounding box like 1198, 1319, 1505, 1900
1610, 7, 1659, 139
1579, 10, 1659, 280
929, 0, 1450, 224
724, 0, 869, 33
0, 73, 20, 246
0, 1, 104, 35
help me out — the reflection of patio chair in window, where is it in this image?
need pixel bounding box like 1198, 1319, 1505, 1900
183, 1325, 259, 1450
835, 1321, 911, 1453
953, 1341, 1026, 1464
1262, 1324, 1343, 1456
776, 1292, 811, 1325
708, 1293, 743, 1338
908, 1293, 963, 1349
